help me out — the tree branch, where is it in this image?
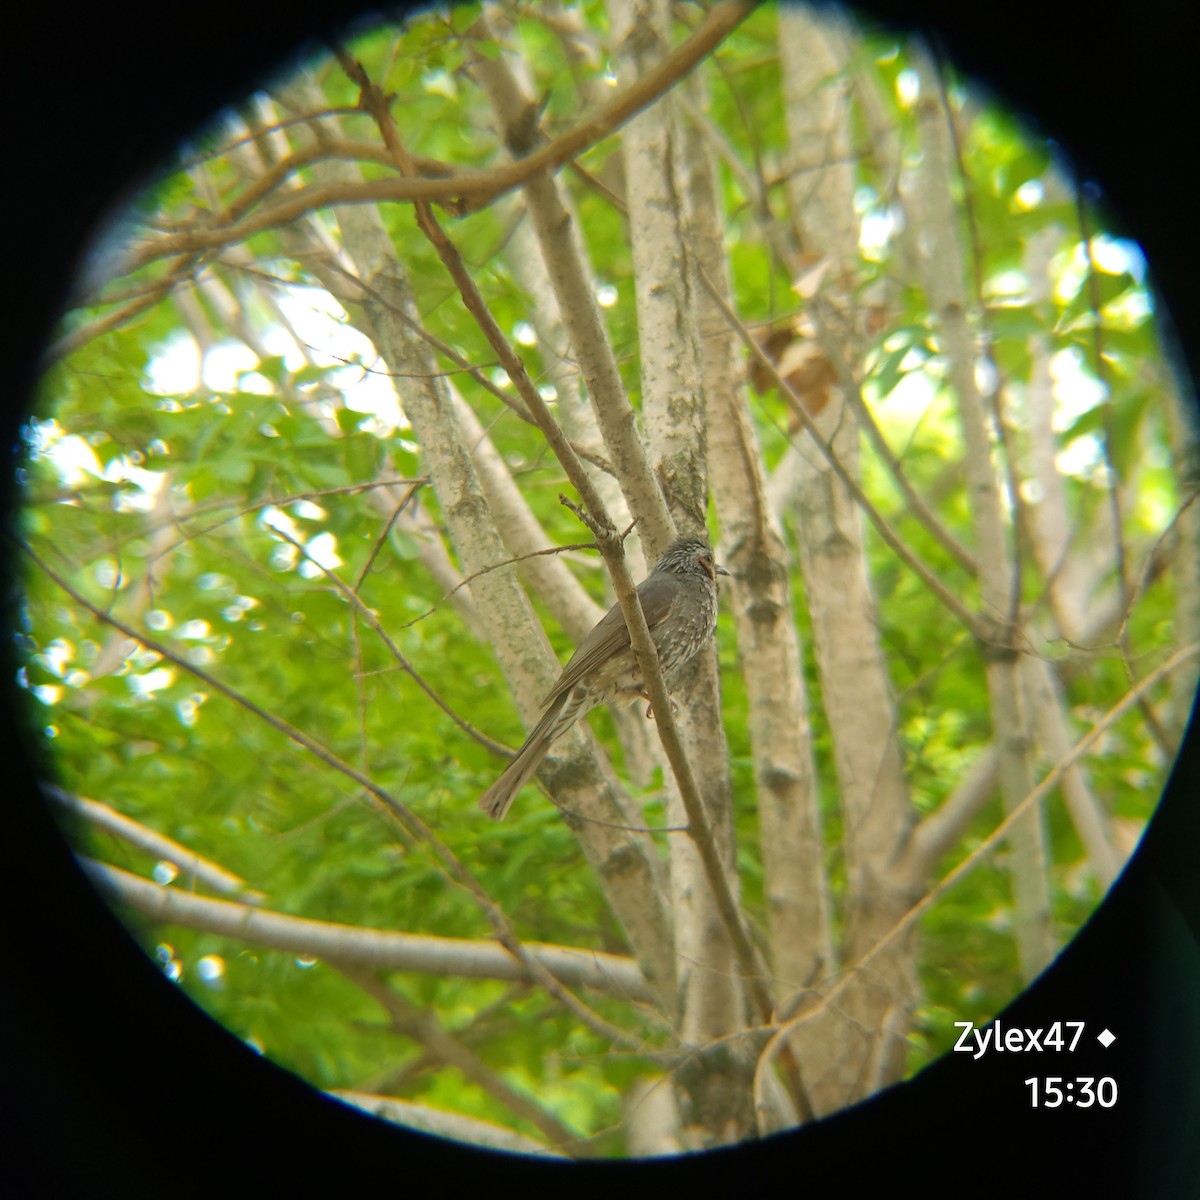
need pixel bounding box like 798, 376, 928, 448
336, 965, 594, 1155
340, 49, 775, 1028
697, 258, 985, 635
68, 1, 754, 310
45, 785, 264, 904
24, 540, 649, 1049
80, 858, 651, 1000
756, 638, 1200, 1110
332, 1091, 568, 1157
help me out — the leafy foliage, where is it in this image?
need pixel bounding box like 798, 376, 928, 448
17, 0, 1191, 1156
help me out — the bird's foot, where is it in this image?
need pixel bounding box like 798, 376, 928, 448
641, 693, 678, 721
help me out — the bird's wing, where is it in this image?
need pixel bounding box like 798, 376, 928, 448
541, 574, 678, 706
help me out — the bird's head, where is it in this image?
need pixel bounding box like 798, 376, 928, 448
660, 537, 730, 582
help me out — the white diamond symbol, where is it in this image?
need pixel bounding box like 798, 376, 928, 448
1097, 1028, 1116, 1048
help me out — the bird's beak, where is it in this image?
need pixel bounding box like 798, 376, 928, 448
716, 564, 730, 577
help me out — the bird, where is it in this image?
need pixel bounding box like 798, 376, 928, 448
478, 536, 729, 820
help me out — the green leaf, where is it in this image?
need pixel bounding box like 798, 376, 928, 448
335, 406, 362, 436
342, 434, 378, 481
213, 455, 255, 484
255, 356, 289, 386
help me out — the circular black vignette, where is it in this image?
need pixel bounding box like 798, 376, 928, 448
2, 1, 1198, 1194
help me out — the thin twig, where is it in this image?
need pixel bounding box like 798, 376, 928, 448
266, 525, 507, 755
753, 638, 1200, 1118
48, 250, 211, 362
808, 303, 979, 576
79, 858, 652, 1000
45, 784, 265, 904
335, 964, 596, 1156
26, 539, 648, 1050
153, 478, 427, 566
297, 256, 616, 477
395, 539, 599, 631
696, 258, 986, 637
1077, 191, 1174, 759
86, 2, 757, 290
340, 46, 776, 1026
933, 61, 1023, 620
355, 480, 423, 592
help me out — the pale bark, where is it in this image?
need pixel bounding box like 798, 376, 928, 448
196, 269, 273, 361
499, 192, 657, 778
777, 6, 918, 1109
684, 63, 832, 1006
470, 5, 676, 556
451, 378, 661, 786
35, 0, 1189, 1155
48, 787, 264, 903
53, 2, 753, 342
1021, 656, 1120, 887
353, 222, 681, 1014
1015, 226, 1119, 888
277, 76, 679, 1011
779, 8, 856, 264
365, 486, 490, 643
230, 101, 495, 646
909, 59, 1054, 981
613, 0, 708, 533
450, 383, 605, 645
1022, 220, 1104, 641
503, 208, 638, 564
622, 1078, 682, 1157
171, 285, 218, 358
334, 1092, 569, 1157
902, 747, 1000, 874
343, 968, 589, 1153
610, 0, 747, 1146
82, 858, 651, 998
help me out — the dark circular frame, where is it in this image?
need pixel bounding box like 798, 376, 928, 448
3, 1, 1198, 1193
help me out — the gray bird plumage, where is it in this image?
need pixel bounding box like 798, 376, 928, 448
478, 537, 728, 820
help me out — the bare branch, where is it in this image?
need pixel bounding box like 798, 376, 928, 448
469, 5, 675, 551
336, 966, 594, 1155
756, 638, 1200, 1116
80, 858, 651, 1000
697, 258, 985, 635
902, 747, 999, 875
341, 50, 774, 1024
332, 1091, 568, 1157
67, 1, 754, 313
45, 785, 264, 904
25, 541, 649, 1049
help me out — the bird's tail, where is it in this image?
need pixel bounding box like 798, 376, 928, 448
477, 698, 567, 821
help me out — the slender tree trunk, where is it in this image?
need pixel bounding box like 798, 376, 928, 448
274, 74, 682, 1012
684, 67, 833, 1007
776, 8, 919, 1109
610, 0, 749, 1146
469, 5, 675, 554
909, 60, 1054, 981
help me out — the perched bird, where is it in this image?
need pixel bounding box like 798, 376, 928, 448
479, 536, 729, 820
